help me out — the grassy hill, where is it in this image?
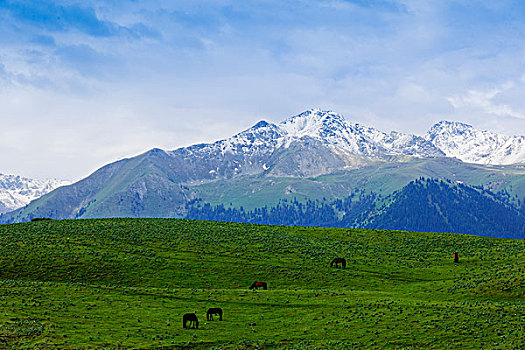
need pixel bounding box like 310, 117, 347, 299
0, 219, 523, 348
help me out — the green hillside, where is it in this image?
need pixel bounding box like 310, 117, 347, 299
0, 219, 523, 348
186, 178, 525, 238
365, 178, 525, 238
191, 157, 525, 210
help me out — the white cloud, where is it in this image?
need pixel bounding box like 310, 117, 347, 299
449, 83, 525, 120
3, 1, 525, 179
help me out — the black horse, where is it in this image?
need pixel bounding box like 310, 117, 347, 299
330, 257, 346, 268
183, 313, 198, 329
249, 281, 268, 290
207, 308, 223, 321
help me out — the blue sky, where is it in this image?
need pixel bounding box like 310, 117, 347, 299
1, 0, 525, 179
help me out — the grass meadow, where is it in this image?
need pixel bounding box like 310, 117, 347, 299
0, 218, 523, 348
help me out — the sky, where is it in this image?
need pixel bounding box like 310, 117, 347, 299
2, 0, 525, 180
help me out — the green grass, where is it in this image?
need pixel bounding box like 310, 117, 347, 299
0, 218, 523, 348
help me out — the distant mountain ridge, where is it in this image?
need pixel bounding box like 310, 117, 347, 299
276, 109, 444, 159
164, 109, 445, 184
163, 109, 525, 181
426, 120, 525, 165
2, 109, 525, 239
0, 174, 71, 214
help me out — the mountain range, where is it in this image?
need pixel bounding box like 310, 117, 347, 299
2, 109, 525, 238
0, 174, 70, 214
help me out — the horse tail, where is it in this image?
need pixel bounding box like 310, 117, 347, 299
342, 259, 346, 268
183, 318, 186, 329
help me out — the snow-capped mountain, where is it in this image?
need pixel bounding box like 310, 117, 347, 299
0, 174, 71, 214
279, 110, 444, 158
166, 109, 445, 181
425, 121, 525, 165
164, 109, 525, 183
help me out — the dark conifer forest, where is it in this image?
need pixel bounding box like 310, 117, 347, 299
186, 178, 525, 238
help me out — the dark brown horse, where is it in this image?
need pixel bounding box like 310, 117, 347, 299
183, 313, 198, 329
330, 257, 346, 268
249, 281, 267, 290
453, 252, 459, 263
207, 308, 223, 321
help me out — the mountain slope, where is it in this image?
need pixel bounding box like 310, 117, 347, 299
366, 178, 525, 238
184, 178, 525, 238
189, 157, 525, 211
0, 149, 198, 221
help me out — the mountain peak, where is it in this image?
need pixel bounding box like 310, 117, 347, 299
425, 120, 525, 165
428, 120, 473, 134
252, 120, 271, 129
283, 108, 345, 122
278, 109, 347, 138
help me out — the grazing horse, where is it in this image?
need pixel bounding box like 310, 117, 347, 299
207, 308, 223, 321
453, 252, 459, 263
249, 281, 268, 290
183, 313, 198, 329
330, 258, 346, 268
